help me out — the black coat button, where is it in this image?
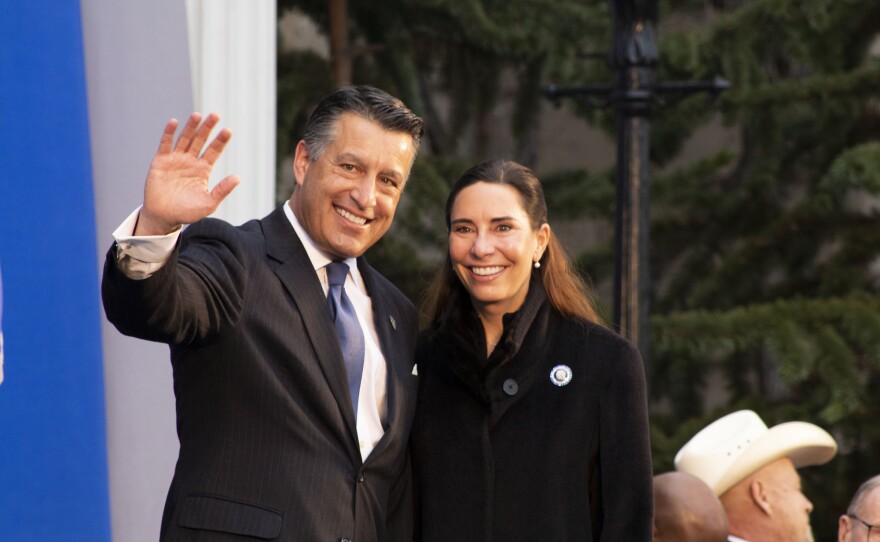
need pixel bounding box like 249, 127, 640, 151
502, 379, 518, 396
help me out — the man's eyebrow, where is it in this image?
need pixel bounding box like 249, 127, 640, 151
334, 152, 364, 165
335, 152, 405, 180
379, 168, 404, 181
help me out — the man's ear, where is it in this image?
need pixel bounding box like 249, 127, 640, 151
292, 140, 310, 187
749, 479, 772, 516
838, 514, 852, 542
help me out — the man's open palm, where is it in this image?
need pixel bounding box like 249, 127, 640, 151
136, 112, 240, 235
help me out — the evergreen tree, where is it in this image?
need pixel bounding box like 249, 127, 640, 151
645, 2, 880, 536
276, 1, 880, 537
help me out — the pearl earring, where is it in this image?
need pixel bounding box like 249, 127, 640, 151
533, 260, 541, 269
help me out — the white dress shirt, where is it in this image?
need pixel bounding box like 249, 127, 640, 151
113, 204, 388, 461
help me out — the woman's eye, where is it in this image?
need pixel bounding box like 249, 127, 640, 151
497, 224, 511, 232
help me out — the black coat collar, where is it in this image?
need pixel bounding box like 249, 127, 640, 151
429, 275, 550, 409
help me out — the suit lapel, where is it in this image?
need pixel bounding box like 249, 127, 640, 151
261, 208, 360, 447
358, 260, 412, 460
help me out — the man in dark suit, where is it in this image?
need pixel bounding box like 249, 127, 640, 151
102, 86, 424, 541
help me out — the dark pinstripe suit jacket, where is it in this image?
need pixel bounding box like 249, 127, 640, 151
102, 206, 419, 541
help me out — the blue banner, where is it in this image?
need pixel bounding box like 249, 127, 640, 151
1, 264, 4, 384
0, 1, 111, 539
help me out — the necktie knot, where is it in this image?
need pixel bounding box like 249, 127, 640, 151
327, 261, 349, 287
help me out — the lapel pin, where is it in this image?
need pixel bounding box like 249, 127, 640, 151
411, 364, 418, 376
550, 364, 573, 387
389, 315, 397, 330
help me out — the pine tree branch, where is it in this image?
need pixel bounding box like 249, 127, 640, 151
723, 67, 880, 107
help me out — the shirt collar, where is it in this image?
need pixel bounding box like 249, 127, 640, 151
436, 274, 548, 366
283, 201, 363, 288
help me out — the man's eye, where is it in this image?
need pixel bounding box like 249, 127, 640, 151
381, 177, 398, 188
341, 164, 356, 171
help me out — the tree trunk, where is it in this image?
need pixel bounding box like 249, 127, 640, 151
328, 0, 351, 86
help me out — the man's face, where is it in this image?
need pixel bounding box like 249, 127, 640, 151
291, 112, 415, 260
838, 487, 880, 542
765, 458, 815, 542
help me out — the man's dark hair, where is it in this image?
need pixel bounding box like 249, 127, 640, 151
303, 85, 424, 161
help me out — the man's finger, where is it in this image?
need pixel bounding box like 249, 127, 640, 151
211, 175, 241, 204
173, 112, 203, 153
188, 112, 221, 156
157, 118, 179, 154
201, 128, 233, 165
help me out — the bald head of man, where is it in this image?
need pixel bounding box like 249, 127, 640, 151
839, 474, 880, 542
654, 471, 729, 542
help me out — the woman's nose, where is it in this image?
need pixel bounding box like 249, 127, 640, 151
471, 233, 494, 257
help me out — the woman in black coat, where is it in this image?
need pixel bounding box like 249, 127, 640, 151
412, 160, 653, 541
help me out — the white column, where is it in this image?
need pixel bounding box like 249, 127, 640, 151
186, 0, 277, 225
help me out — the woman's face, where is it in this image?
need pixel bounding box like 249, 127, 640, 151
448, 182, 549, 316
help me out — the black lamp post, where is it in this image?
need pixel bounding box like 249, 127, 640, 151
544, 0, 729, 376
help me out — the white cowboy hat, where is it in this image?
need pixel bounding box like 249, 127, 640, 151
674, 410, 837, 496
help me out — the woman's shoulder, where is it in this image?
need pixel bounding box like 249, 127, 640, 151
416, 327, 443, 358
551, 313, 642, 363
414, 327, 458, 377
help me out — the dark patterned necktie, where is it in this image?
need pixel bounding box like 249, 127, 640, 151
325, 261, 366, 417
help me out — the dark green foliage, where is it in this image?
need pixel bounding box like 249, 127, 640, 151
646, 1, 880, 536
277, 0, 880, 537
276, 49, 334, 194
366, 155, 471, 303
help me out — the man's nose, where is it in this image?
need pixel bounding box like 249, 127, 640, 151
351, 177, 378, 209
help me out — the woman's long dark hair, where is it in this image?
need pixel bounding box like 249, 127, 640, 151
421, 159, 605, 328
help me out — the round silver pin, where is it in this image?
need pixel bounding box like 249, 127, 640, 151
550, 364, 573, 387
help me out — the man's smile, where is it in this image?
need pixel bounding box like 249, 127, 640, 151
334, 205, 370, 226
